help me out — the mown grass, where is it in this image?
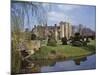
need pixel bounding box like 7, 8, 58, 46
31, 40, 96, 60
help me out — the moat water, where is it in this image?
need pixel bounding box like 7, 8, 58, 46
20, 54, 96, 74
41, 54, 96, 72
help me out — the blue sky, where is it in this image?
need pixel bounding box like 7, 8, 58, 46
45, 3, 96, 31
12, 2, 96, 31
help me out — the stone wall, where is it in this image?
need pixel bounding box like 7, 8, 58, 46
18, 40, 41, 56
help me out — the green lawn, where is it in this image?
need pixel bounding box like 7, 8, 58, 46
31, 40, 96, 60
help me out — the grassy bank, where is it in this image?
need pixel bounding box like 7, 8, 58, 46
31, 40, 96, 60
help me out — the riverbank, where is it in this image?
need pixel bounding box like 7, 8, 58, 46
30, 40, 96, 60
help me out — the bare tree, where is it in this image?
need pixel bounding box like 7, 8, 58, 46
11, 1, 49, 74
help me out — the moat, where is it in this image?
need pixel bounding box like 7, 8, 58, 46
20, 54, 96, 74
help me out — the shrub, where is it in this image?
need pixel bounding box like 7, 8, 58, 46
86, 37, 90, 43
83, 41, 87, 46
90, 35, 95, 40
47, 38, 57, 46
74, 32, 81, 41
50, 50, 56, 54
31, 33, 36, 40
72, 41, 83, 46
61, 37, 67, 45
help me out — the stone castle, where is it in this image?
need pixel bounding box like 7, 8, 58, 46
31, 21, 73, 41
30, 20, 95, 41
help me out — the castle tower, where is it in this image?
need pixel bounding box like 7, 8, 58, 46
66, 18, 72, 39
33, 25, 38, 36
78, 24, 83, 36
64, 22, 68, 39
44, 23, 48, 40
59, 20, 72, 39
59, 21, 65, 38
68, 22, 72, 38
54, 24, 58, 41
63, 22, 72, 39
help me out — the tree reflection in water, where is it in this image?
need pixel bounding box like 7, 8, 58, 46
74, 57, 87, 65
20, 59, 57, 73
20, 56, 88, 74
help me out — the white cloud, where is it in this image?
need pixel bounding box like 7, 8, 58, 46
48, 11, 67, 22
47, 4, 81, 25
57, 4, 80, 11
47, 11, 75, 25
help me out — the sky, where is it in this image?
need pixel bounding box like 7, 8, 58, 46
44, 3, 96, 31
11, 2, 96, 31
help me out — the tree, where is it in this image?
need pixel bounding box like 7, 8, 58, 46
71, 33, 89, 46
11, 1, 49, 74
73, 32, 81, 41
71, 33, 83, 46
61, 37, 67, 45
47, 31, 57, 46
31, 33, 36, 40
